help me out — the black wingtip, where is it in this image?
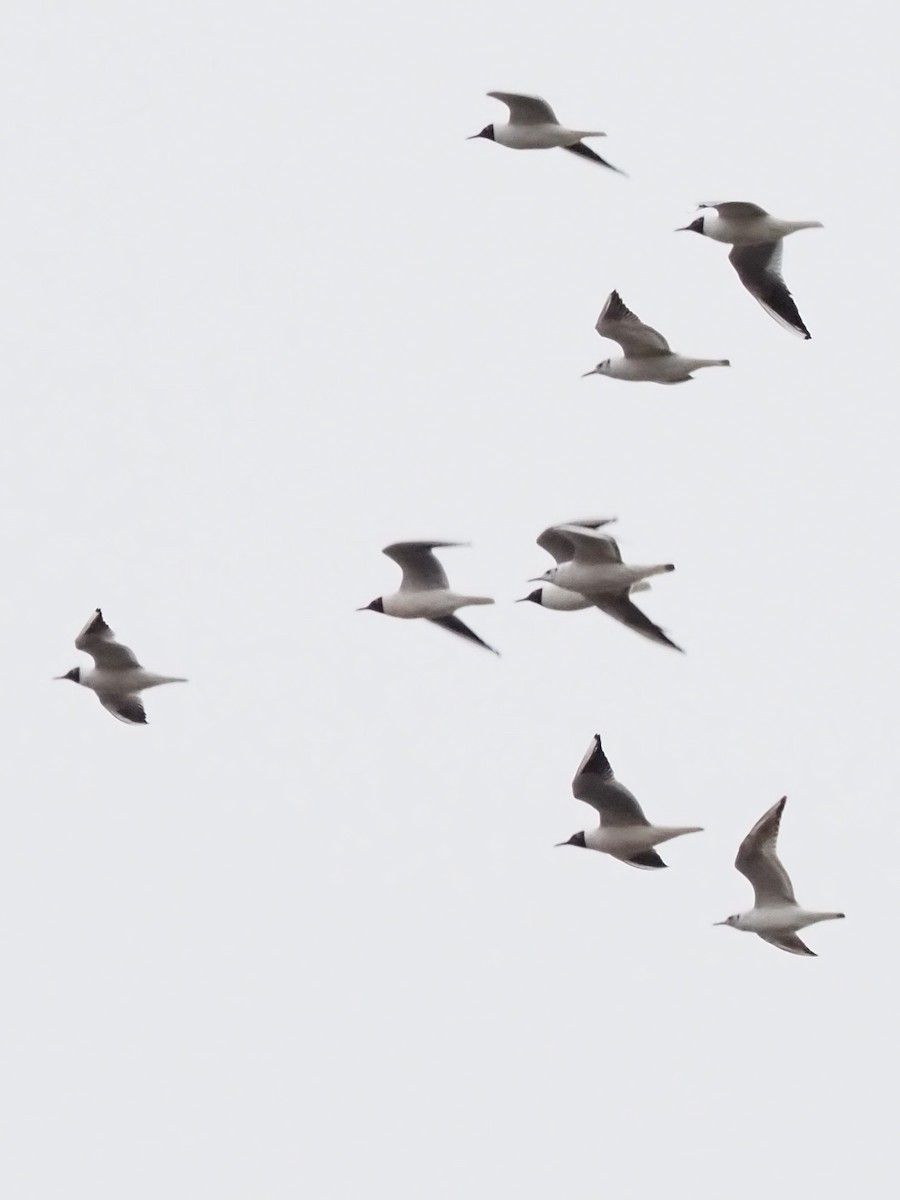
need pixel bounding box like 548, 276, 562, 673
627, 848, 667, 869
562, 142, 627, 175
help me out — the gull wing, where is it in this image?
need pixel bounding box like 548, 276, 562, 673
758, 931, 816, 957
555, 525, 623, 565
728, 242, 812, 339
735, 797, 796, 907
562, 143, 624, 174
487, 91, 559, 125
98, 693, 147, 725
698, 201, 769, 219
592, 594, 683, 652
382, 541, 466, 591
429, 615, 499, 655
571, 734, 649, 827
626, 849, 667, 869
537, 517, 617, 564
595, 291, 671, 358
75, 609, 141, 670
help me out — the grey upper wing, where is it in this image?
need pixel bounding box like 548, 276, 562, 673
74, 608, 141, 669
592, 594, 683, 652
595, 291, 671, 357
487, 91, 559, 124
735, 797, 796, 906
556, 525, 623, 565
537, 518, 616, 564
699, 201, 769, 219
571, 734, 649, 826
728, 242, 812, 339
98, 693, 148, 725
382, 541, 465, 591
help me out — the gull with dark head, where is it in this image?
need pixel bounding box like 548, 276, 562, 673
678, 201, 822, 339
583, 291, 730, 384
715, 797, 844, 956
518, 517, 652, 611
519, 517, 621, 611
557, 734, 702, 868
529, 524, 682, 651
359, 541, 498, 655
55, 608, 187, 725
468, 92, 625, 174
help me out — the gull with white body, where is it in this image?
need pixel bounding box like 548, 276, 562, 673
678, 201, 822, 339
529, 524, 681, 650
715, 797, 844, 956
518, 517, 651, 610
468, 92, 624, 174
583, 290, 730, 384
359, 541, 498, 655
557, 734, 702, 868
55, 608, 187, 725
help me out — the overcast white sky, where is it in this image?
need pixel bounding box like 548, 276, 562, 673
0, 1, 895, 1196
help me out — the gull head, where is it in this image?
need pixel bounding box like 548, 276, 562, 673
582, 360, 611, 378
54, 666, 81, 683
555, 831, 587, 849
714, 914, 740, 928
467, 124, 496, 142
357, 597, 385, 614
676, 215, 706, 235
527, 569, 555, 584
515, 588, 543, 605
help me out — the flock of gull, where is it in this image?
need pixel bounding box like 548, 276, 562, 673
55, 91, 841, 957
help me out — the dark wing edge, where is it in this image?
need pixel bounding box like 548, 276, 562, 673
562, 142, 627, 175
429, 615, 499, 655
728, 244, 812, 339
625, 849, 667, 869
758, 931, 816, 957
98, 694, 148, 725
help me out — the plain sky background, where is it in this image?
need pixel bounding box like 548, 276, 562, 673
0, 1, 895, 1195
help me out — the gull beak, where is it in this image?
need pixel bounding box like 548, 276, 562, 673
675, 225, 693, 232
514, 597, 528, 603
527, 576, 545, 583
581, 369, 598, 378
712, 920, 728, 926
52, 674, 66, 680
554, 841, 570, 848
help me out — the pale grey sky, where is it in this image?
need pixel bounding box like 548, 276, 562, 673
0, 1, 895, 1196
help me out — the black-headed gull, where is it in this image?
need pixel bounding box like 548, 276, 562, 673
583, 291, 730, 384
468, 92, 625, 174
678, 201, 822, 339
529, 525, 681, 651
359, 542, 498, 655
55, 609, 187, 725
715, 797, 844, 956
557, 734, 702, 868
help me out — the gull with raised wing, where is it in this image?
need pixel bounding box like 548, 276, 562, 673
468, 92, 625, 174
359, 542, 498, 655
55, 609, 187, 725
557, 733, 702, 868
582, 290, 730, 384
678, 201, 822, 339
517, 517, 651, 611
529, 525, 681, 650
715, 797, 844, 956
